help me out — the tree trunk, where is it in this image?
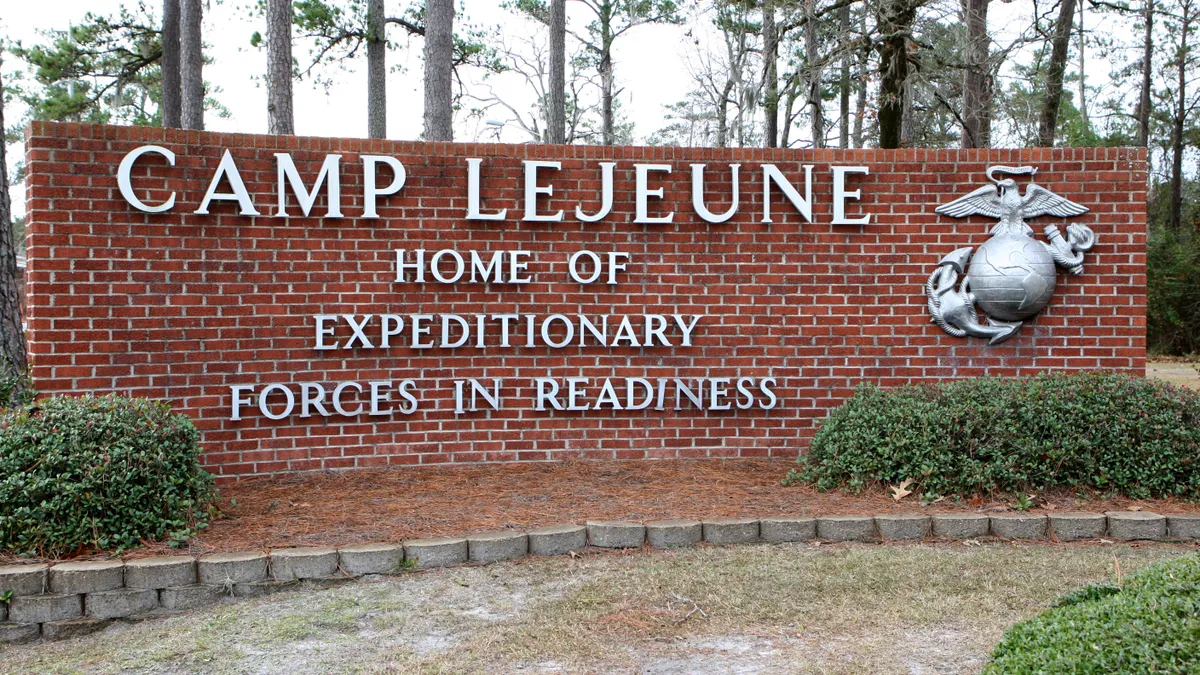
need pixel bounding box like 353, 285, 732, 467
878, 0, 916, 148
1170, 0, 1190, 229
1137, 0, 1154, 147
161, 0, 182, 128
717, 79, 733, 147
853, 9, 867, 148
1036, 0, 1076, 147
961, 0, 990, 147
180, 0, 204, 129
367, 0, 386, 138
423, 0, 455, 141
1077, 0, 1090, 135
838, 3, 850, 148
763, 0, 778, 147
598, 1, 615, 145
547, 0, 567, 144
805, 0, 824, 148
266, 0, 295, 135
0, 67, 29, 404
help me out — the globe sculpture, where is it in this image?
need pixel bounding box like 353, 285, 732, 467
925, 166, 1096, 345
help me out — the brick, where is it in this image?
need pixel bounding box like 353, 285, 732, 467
159, 584, 225, 611
85, 588, 158, 619
49, 560, 124, 595
1049, 512, 1107, 540
0, 622, 40, 644
816, 515, 877, 542
587, 521, 645, 548
527, 524, 587, 556
990, 514, 1048, 540
875, 514, 931, 541
338, 543, 405, 574
8, 593, 82, 623
197, 551, 269, 585
403, 537, 468, 569
42, 618, 112, 641
467, 532, 528, 563
0, 564, 48, 597
701, 518, 760, 545
124, 556, 197, 589
760, 517, 816, 542
645, 520, 703, 548
932, 514, 990, 539
270, 548, 339, 580
1106, 512, 1167, 540
21, 125, 1146, 482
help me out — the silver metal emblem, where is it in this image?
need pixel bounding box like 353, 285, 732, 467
926, 166, 1095, 345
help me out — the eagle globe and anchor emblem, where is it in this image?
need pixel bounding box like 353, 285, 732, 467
926, 165, 1096, 345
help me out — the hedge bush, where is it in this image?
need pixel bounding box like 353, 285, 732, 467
984, 554, 1200, 674
0, 395, 216, 557
786, 371, 1200, 499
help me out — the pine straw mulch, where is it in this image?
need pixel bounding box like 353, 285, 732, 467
112, 458, 1200, 560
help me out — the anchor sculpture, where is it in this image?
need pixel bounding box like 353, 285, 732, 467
926, 166, 1096, 345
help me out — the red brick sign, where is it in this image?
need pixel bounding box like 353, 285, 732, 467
24, 122, 1147, 479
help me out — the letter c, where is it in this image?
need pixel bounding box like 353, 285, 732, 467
117, 145, 176, 213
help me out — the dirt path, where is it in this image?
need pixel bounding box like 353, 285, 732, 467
3, 542, 1193, 674
1147, 360, 1200, 389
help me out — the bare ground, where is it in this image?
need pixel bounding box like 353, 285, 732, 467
3, 541, 1196, 674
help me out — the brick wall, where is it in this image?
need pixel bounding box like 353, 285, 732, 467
24, 122, 1147, 480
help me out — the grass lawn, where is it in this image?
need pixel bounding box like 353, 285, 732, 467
2, 542, 1194, 674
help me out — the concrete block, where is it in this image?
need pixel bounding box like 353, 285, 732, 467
197, 551, 268, 585
270, 547, 338, 581
0, 622, 40, 644
403, 537, 468, 569
49, 560, 124, 595
467, 532, 528, 563
1049, 512, 1107, 540
1167, 514, 1200, 540
990, 514, 1048, 540
159, 584, 225, 611
875, 514, 931, 540
932, 513, 990, 539
233, 580, 299, 598
124, 556, 197, 589
587, 521, 646, 548
1107, 512, 1167, 540
85, 588, 159, 619
8, 593, 82, 623
301, 575, 356, 590
702, 518, 760, 545
760, 517, 816, 543
0, 563, 48, 597
527, 524, 587, 556
816, 515, 877, 542
645, 520, 702, 548
42, 618, 112, 641
338, 543, 405, 575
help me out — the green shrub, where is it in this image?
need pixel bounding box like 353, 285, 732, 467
984, 554, 1200, 674
786, 371, 1200, 499
0, 395, 216, 557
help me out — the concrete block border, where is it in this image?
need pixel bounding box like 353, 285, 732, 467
0, 509, 1193, 644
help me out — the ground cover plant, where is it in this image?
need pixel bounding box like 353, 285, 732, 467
787, 371, 1200, 500
984, 553, 1200, 673
0, 394, 215, 557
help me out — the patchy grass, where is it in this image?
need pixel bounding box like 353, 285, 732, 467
1, 542, 1193, 674
1148, 360, 1200, 390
